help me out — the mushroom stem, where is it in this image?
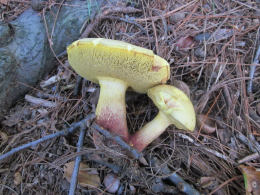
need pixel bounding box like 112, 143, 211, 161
95, 77, 129, 141
129, 111, 171, 152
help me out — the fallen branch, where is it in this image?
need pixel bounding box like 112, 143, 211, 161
0, 114, 95, 161
69, 124, 87, 195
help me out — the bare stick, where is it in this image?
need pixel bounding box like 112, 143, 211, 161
168, 172, 200, 195
238, 152, 260, 164
236, 132, 260, 154
40, 75, 63, 88
249, 133, 260, 153
73, 76, 83, 96
0, 114, 95, 161
247, 43, 260, 93
69, 125, 87, 195
36, 91, 66, 101
25, 95, 57, 108
150, 157, 200, 195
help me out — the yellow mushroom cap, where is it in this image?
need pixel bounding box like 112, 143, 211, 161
147, 85, 196, 131
67, 38, 170, 93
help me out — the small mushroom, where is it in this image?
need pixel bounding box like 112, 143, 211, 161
129, 85, 196, 152
67, 38, 170, 141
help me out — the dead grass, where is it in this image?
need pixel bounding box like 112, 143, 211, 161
1, 0, 260, 194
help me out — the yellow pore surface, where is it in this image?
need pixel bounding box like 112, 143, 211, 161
148, 85, 196, 131
67, 38, 170, 93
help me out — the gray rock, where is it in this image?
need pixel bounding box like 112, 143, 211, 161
0, 22, 14, 46
0, 0, 104, 119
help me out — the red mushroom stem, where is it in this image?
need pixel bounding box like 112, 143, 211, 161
95, 77, 129, 141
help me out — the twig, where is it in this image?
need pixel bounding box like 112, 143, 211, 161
248, 133, 260, 154
209, 176, 242, 195
1, 126, 38, 155
248, 108, 260, 124
42, 8, 70, 72
231, 0, 260, 12
135, 0, 197, 22
151, 177, 178, 193
167, 172, 200, 195
50, 0, 65, 40
25, 95, 57, 108
150, 10, 159, 55
73, 76, 82, 96
178, 133, 234, 163
240, 151, 260, 163
36, 91, 66, 101
80, 6, 141, 38
40, 75, 63, 88
223, 85, 232, 117
247, 40, 260, 93
102, 16, 146, 34
238, 152, 260, 164
236, 132, 260, 153
0, 114, 95, 161
160, 13, 168, 40
92, 123, 143, 160
69, 124, 87, 195
0, 184, 18, 195
150, 157, 200, 195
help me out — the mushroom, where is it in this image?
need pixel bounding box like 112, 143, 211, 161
129, 85, 196, 152
67, 38, 170, 141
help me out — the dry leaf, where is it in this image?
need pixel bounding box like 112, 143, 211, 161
14, 172, 22, 185
239, 165, 260, 195
64, 161, 100, 188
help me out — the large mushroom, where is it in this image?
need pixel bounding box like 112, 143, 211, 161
129, 85, 196, 152
67, 38, 170, 141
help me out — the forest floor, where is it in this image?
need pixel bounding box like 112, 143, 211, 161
1, 0, 260, 194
